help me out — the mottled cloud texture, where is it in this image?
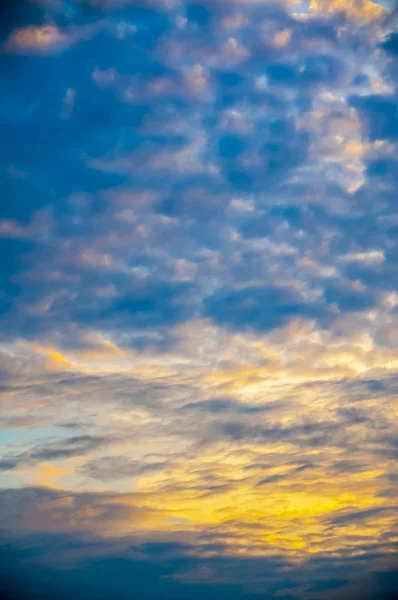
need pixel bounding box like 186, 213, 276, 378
1, 0, 398, 599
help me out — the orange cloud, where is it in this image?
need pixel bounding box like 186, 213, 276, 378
4, 25, 70, 53
310, 0, 386, 21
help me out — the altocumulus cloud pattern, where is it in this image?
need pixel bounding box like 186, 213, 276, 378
0, 0, 398, 599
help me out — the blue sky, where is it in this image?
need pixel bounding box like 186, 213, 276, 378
0, 1, 398, 599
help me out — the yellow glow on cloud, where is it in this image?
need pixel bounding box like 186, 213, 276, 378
2, 315, 397, 567
128, 446, 390, 557
27, 462, 77, 489
28, 345, 77, 371
310, 0, 386, 21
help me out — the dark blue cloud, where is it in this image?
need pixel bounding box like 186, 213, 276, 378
301, 54, 343, 86
115, 279, 196, 328
381, 32, 398, 54
0, 238, 35, 303
266, 63, 298, 86
203, 285, 330, 332
308, 578, 348, 592
214, 117, 309, 191
323, 279, 377, 313
350, 94, 398, 141
367, 157, 398, 182
186, 2, 212, 27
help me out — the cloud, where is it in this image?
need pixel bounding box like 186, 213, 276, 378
310, 0, 386, 22
181, 397, 285, 413
81, 456, 171, 480
0, 435, 110, 472
350, 94, 398, 141
115, 279, 197, 328
4, 25, 71, 53
381, 32, 398, 54
1, 0, 398, 598
203, 284, 330, 332
328, 506, 397, 526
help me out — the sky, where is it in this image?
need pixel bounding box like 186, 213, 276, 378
0, 0, 398, 599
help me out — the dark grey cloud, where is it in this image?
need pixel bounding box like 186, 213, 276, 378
328, 506, 396, 526
182, 397, 285, 414
81, 456, 170, 480
0, 435, 110, 471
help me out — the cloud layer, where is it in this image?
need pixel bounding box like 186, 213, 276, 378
1, 0, 398, 599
